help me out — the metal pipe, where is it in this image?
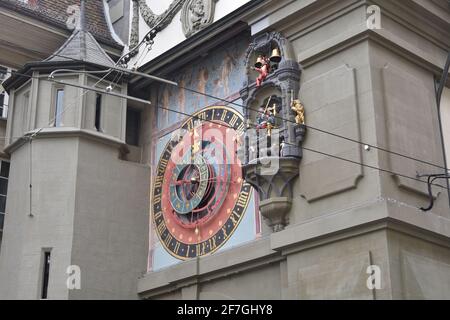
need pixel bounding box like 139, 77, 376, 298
49, 64, 178, 87
50, 79, 152, 105
437, 52, 450, 107
435, 52, 450, 209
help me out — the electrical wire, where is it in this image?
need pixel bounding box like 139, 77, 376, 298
4, 71, 445, 194
150, 104, 450, 193
1, 42, 449, 174
302, 147, 448, 190
179, 85, 450, 172
1, 18, 447, 226
1, 42, 446, 172
1, 70, 449, 194
3, 65, 448, 175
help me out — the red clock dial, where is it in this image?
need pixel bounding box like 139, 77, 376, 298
152, 106, 251, 260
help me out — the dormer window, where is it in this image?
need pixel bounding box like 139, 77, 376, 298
95, 93, 102, 132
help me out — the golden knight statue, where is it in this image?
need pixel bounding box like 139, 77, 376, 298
291, 100, 305, 125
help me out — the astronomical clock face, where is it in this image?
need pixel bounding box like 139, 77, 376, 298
152, 106, 252, 260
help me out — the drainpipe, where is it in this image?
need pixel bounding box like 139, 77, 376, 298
435, 52, 450, 208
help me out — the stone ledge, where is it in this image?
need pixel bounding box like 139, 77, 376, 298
4, 127, 127, 154
137, 237, 281, 298
138, 197, 450, 298
271, 198, 450, 255
271, 197, 388, 252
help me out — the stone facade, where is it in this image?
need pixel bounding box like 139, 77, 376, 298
0, 0, 449, 300
135, 0, 450, 300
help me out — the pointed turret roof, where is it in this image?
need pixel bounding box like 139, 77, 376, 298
45, 0, 114, 67
45, 29, 115, 67
3, 1, 119, 92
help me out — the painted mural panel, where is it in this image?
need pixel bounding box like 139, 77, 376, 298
156, 33, 249, 130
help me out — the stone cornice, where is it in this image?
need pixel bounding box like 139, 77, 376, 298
372, 0, 450, 45
249, 0, 449, 47
271, 197, 450, 255
138, 197, 450, 298
296, 28, 449, 78
244, 0, 449, 72
138, 237, 282, 298
132, 0, 450, 91
4, 127, 128, 155
131, 0, 267, 90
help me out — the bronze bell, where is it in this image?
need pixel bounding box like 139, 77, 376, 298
270, 48, 282, 63
254, 55, 264, 68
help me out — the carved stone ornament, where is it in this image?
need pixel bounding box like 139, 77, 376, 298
244, 158, 300, 232
130, 0, 141, 50
239, 32, 305, 233
130, 0, 217, 42
136, 0, 186, 30
181, 0, 217, 37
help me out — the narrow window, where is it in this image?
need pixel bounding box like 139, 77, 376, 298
22, 92, 30, 130
0, 67, 6, 80
54, 89, 64, 127
0, 161, 10, 178
1, 67, 8, 118
0, 92, 4, 119
126, 108, 141, 146
0, 161, 10, 232
0, 195, 5, 231
95, 93, 102, 132
41, 250, 51, 299
0, 206, 4, 232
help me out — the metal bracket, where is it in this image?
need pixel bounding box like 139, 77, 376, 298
416, 173, 450, 211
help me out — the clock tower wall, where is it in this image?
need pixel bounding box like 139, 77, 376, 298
138, 0, 450, 300
69, 138, 150, 299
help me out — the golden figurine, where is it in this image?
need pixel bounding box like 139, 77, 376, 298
291, 100, 305, 125
246, 118, 252, 129
190, 128, 201, 154
266, 122, 273, 137
192, 140, 201, 154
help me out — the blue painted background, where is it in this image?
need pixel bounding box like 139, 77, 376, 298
156, 33, 249, 130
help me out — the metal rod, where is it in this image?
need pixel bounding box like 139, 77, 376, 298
29, 138, 33, 217
437, 52, 450, 107
105, 65, 178, 86
420, 174, 450, 211
49, 79, 152, 105
435, 52, 450, 209
50, 64, 178, 87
